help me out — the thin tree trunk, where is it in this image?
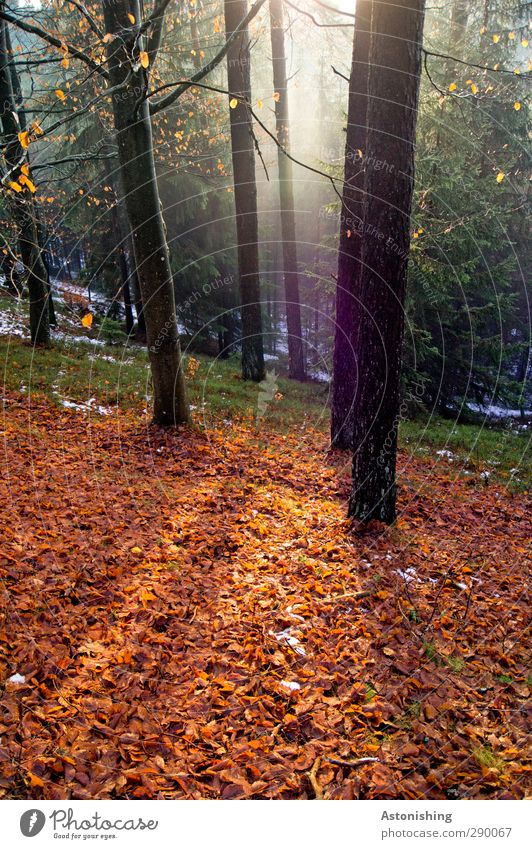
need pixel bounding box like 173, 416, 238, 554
269, 0, 305, 380
35, 209, 57, 327
446, 0, 469, 76
119, 247, 134, 335
0, 12, 50, 346
224, 0, 265, 382
331, 0, 372, 448
349, 0, 426, 523
102, 0, 188, 425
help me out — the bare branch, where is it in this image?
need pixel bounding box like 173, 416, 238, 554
150, 0, 268, 115
285, 0, 353, 28
0, 7, 109, 79
423, 48, 531, 78
148, 79, 342, 199
331, 64, 349, 82
66, 1, 103, 38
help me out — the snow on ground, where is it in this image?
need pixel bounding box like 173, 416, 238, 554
0, 309, 28, 339
59, 397, 114, 416
467, 402, 532, 419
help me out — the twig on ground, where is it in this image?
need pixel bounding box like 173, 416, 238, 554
326, 756, 379, 768
308, 757, 323, 799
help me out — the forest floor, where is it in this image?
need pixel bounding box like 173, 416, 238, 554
0, 319, 530, 800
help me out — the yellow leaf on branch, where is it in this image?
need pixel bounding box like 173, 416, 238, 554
140, 51, 149, 68
19, 174, 36, 193
81, 313, 93, 328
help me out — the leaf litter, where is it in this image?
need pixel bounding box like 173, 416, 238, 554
0, 391, 530, 800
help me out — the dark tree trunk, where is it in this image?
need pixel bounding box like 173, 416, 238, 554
130, 261, 147, 341
119, 247, 134, 335
224, 0, 265, 382
269, 0, 305, 381
331, 0, 371, 449
1, 251, 19, 293
34, 210, 57, 327
0, 12, 50, 346
446, 0, 469, 75
102, 0, 188, 425
349, 0, 426, 523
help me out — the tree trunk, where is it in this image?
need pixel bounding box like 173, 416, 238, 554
349, 0, 426, 523
34, 209, 57, 327
331, 0, 372, 448
102, 0, 188, 425
446, 0, 469, 76
269, 0, 305, 380
119, 247, 134, 335
0, 12, 50, 346
224, 0, 265, 382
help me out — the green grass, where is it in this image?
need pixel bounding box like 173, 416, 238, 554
400, 416, 530, 491
472, 745, 506, 773
1, 292, 529, 489
0, 292, 327, 430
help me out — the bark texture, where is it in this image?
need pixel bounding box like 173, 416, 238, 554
269, 0, 305, 380
224, 0, 265, 382
0, 11, 50, 346
349, 0, 426, 523
331, 0, 371, 448
102, 0, 188, 425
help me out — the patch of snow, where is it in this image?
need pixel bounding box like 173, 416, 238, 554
0, 310, 27, 338
59, 397, 113, 416
480, 470, 491, 480
53, 330, 107, 347
397, 567, 417, 583
271, 628, 306, 656
279, 680, 301, 692
436, 449, 455, 459
307, 367, 330, 383
285, 606, 306, 623
88, 353, 118, 363
8, 673, 25, 684
467, 402, 532, 419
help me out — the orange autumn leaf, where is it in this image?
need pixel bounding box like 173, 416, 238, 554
27, 772, 45, 788
81, 313, 93, 327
